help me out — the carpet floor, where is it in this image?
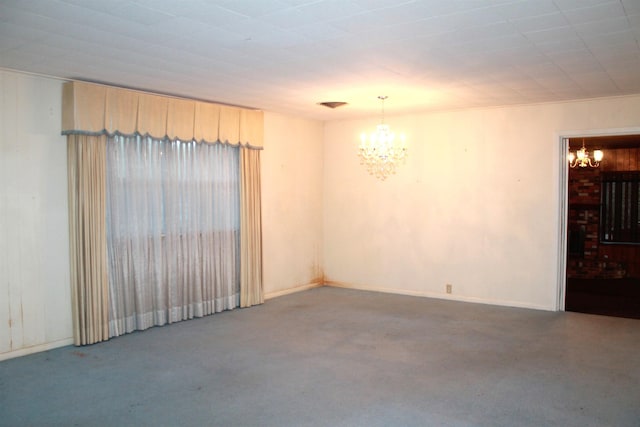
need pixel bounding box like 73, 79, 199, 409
1, 287, 639, 427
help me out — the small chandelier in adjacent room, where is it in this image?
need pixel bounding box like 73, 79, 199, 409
358, 96, 407, 180
568, 139, 603, 168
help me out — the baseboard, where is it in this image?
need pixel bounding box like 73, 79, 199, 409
264, 281, 325, 300
325, 280, 553, 311
0, 337, 74, 362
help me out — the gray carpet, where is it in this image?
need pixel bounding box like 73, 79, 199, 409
1, 287, 639, 427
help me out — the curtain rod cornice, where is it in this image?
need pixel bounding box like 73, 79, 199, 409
62, 81, 264, 148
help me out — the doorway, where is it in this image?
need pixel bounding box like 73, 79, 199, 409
563, 134, 640, 319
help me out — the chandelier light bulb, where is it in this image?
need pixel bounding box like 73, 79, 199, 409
593, 150, 603, 162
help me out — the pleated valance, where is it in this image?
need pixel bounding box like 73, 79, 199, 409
62, 81, 263, 148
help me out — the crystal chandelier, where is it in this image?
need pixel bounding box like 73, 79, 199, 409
568, 139, 603, 168
358, 96, 407, 180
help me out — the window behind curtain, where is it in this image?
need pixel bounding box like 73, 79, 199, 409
600, 171, 640, 244
106, 134, 240, 337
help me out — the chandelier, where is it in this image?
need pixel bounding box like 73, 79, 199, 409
358, 96, 407, 180
568, 139, 603, 168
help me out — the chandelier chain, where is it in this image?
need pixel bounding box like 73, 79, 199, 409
379, 95, 387, 125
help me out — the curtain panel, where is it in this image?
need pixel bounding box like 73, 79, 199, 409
240, 148, 264, 307
63, 81, 264, 345
67, 134, 109, 346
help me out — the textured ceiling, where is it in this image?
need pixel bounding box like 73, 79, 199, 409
1, 0, 640, 121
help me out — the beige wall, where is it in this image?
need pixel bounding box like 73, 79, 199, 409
0, 70, 73, 360
262, 112, 324, 297
324, 96, 640, 310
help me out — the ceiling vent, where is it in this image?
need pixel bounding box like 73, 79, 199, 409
318, 101, 348, 109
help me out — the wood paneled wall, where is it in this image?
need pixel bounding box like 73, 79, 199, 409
600, 148, 640, 171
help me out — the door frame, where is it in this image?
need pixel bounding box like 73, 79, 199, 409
556, 127, 640, 311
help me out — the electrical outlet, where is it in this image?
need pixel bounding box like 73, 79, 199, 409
446, 284, 452, 294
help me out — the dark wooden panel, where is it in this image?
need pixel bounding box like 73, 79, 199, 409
599, 147, 640, 172
617, 149, 627, 170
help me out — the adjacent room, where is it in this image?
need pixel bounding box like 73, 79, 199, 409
565, 135, 640, 319
1, 1, 640, 425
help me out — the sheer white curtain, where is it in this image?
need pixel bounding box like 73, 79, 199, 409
106, 135, 240, 337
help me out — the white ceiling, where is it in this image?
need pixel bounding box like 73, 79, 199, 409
1, 0, 640, 121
